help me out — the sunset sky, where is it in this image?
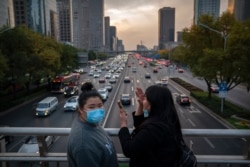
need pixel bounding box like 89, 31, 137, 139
105, 0, 228, 50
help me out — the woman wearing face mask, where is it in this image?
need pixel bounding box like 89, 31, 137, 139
118, 85, 184, 167
67, 82, 118, 167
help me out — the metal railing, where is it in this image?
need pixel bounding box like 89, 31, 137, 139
0, 127, 250, 166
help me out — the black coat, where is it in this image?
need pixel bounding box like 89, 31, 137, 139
118, 113, 179, 167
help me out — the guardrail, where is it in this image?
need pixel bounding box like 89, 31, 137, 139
0, 127, 250, 166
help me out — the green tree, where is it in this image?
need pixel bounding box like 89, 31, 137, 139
182, 12, 242, 98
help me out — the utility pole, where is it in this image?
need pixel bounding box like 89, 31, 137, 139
199, 23, 229, 113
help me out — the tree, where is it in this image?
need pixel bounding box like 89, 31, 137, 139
182, 12, 244, 98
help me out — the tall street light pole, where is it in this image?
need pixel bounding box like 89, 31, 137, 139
198, 23, 229, 113
198, 23, 229, 51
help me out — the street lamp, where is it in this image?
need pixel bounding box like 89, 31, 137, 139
198, 23, 229, 113
0, 27, 13, 34
198, 23, 229, 50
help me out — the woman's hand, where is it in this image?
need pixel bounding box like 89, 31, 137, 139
135, 87, 145, 105
119, 107, 128, 128
135, 87, 145, 116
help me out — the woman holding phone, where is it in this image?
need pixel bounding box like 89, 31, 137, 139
118, 85, 184, 167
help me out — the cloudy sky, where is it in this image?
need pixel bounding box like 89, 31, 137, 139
104, 0, 228, 50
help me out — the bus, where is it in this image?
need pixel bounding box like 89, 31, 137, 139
51, 73, 80, 93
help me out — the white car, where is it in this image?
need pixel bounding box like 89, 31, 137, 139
93, 73, 100, 78
98, 88, 108, 101
18, 136, 54, 153
64, 96, 79, 111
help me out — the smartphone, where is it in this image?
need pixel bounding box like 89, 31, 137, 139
117, 101, 123, 109
117, 101, 127, 115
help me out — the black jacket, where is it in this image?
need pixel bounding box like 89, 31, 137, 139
118, 112, 179, 167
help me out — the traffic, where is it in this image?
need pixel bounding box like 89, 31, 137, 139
0, 53, 247, 166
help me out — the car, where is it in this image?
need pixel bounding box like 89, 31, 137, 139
178, 68, 184, 73
120, 94, 131, 105
104, 84, 113, 92
88, 71, 94, 76
81, 79, 92, 85
64, 96, 79, 111
155, 80, 162, 85
176, 94, 191, 106
99, 77, 106, 83
143, 64, 147, 68
210, 84, 219, 93
113, 73, 120, 78
109, 78, 116, 84
98, 88, 108, 101
153, 68, 158, 73
64, 86, 79, 97
124, 76, 131, 83
18, 136, 54, 153
161, 77, 169, 86
145, 73, 151, 78
93, 73, 100, 78
104, 73, 111, 79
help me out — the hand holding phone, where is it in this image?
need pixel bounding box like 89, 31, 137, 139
117, 101, 127, 115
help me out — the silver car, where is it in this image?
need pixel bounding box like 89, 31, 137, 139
64, 96, 79, 111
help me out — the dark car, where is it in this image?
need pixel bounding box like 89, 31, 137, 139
99, 77, 106, 83
153, 68, 158, 73
120, 94, 131, 105
64, 86, 79, 97
124, 76, 131, 83
145, 73, 151, 79
104, 84, 113, 92
176, 94, 191, 106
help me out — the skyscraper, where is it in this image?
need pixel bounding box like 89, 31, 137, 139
13, 0, 58, 39
0, 0, 15, 28
194, 0, 220, 25
158, 7, 175, 50
72, 0, 104, 50
110, 26, 117, 51
104, 16, 111, 51
57, 0, 73, 44
228, 0, 250, 21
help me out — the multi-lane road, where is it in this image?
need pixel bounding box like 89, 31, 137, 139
0, 55, 248, 166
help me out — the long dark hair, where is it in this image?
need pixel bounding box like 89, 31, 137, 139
78, 82, 102, 109
145, 85, 183, 139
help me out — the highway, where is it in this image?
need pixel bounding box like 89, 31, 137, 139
0, 55, 247, 167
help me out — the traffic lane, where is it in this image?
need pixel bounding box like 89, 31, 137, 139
173, 67, 250, 110
168, 84, 246, 155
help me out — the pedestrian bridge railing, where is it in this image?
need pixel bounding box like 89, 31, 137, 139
0, 127, 250, 166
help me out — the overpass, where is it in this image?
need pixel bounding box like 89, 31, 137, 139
0, 127, 250, 166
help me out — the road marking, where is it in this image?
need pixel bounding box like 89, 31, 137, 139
131, 86, 134, 92
187, 106, 201, 113
137, 80, 140, 83
188, 118, 196, 127
132, 98, 135, 106
203, 137, 215, 148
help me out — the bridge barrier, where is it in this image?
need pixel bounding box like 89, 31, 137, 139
0, 127, 250, 166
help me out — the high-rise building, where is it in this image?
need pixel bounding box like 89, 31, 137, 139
228, 0, 250, 21
72, 0, 104, 50
110, 26, 117, 51
104, 16, 111, 51
57, 0, 73, 44
0, 0, 15, 28
194, 0, 220, 25
158, 7, 175, 50
13, 0, 58, 40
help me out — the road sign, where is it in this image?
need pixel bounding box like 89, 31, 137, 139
219, 82, 227, 98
